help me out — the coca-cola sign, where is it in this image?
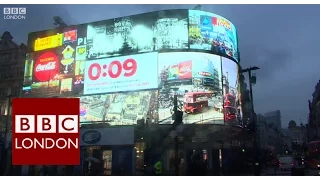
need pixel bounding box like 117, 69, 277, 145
34, 52, 59, 82
178, 60, 192, 79
180, 65, 191, 73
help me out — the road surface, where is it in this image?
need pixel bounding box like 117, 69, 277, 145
262, 167, 320, 176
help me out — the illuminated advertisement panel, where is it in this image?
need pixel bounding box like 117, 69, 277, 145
34, 34, 63, 51
83, 52, 158, 95
188, 10, 239, 62
86, 10, 188, 60
23, 53, 34, 85
221, 57, 242, 126
158, 52, 224, 124
64, 30, 77, 43
79, 90, 158, 125
29, 51, 61, 95
23, 53, 34, 95
73, 25, 88, 94
23, 25, 88, 96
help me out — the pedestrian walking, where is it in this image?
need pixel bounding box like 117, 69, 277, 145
187, 150, 207, 176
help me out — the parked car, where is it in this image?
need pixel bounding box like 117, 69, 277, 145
279, 156, 296, 171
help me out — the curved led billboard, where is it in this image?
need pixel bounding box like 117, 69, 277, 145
189, 10, 239, 62
23, 9, 241, 126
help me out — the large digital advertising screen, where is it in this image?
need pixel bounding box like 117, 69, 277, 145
23, 9, 241, 127
86, 10, 188, 60
221, 57, 242, 126
158, 52, 224, 124
188, 10, 239, 62
83, 52, 158, 95
79, 90, 158, 125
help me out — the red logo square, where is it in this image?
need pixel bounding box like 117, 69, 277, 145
12, 98, 80, 165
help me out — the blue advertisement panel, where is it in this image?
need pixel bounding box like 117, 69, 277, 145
189, 10, 239, 62
192, 55, 216, 81
112, 147, 133, 175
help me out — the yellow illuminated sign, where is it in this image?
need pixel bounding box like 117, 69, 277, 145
34, 34, 63, 51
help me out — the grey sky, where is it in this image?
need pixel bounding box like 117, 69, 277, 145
1, 4, 319, 128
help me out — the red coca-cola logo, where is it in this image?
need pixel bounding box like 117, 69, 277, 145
34, 52, 59, 82
180, 65, 191, 73
178, 60, 192, 79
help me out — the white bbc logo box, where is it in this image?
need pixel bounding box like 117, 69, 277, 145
3, 7, 26, 20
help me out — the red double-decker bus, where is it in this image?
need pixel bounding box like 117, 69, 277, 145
306, 140, 320, 169
183, 92, 212, 113
224, 94, 236, 107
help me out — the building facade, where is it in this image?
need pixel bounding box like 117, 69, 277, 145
281, 129, 293, 151
264, 110, 282, 131
288, 121, 307, 145
256, 114, 267, 149
256, 113, 282, 152
308, 80, 320, 141
0, 31, 27, 175
0, 31, 26, 115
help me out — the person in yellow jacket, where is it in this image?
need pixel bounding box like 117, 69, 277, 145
153, 160, 163, 175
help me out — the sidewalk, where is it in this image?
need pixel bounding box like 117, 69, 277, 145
261, 167, 320, 176
222, 168, 320, 176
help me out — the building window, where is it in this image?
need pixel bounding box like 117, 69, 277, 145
5, 68, 11, 78
0, 88, 7, 97
0, 69, 5, 79
0, 53, 11, 64
17, 67, 24, 77
11, 87, 19, 97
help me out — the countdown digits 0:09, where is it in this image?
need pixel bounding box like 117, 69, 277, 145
88, 59, 137, 80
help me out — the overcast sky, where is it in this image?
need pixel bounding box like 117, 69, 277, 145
1, 4, 319, 128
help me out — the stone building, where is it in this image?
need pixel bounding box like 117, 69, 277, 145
0, 31, 26, 145
288, 120, 307, 145
0, 31, 26, 115
308, 80, 320, 141
256, 113, 282, 152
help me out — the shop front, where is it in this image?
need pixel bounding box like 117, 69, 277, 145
80, 127, 135, 175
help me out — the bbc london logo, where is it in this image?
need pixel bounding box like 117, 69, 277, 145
12, 98, 80, 165
3, 7, 26, 20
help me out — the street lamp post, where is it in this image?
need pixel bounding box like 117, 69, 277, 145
172, 94, 184, 176
173, 95, 179, 176
241, 66, 260, 176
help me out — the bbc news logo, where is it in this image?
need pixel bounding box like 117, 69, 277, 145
12, 98, 80, 165
3, 7, 26, 20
